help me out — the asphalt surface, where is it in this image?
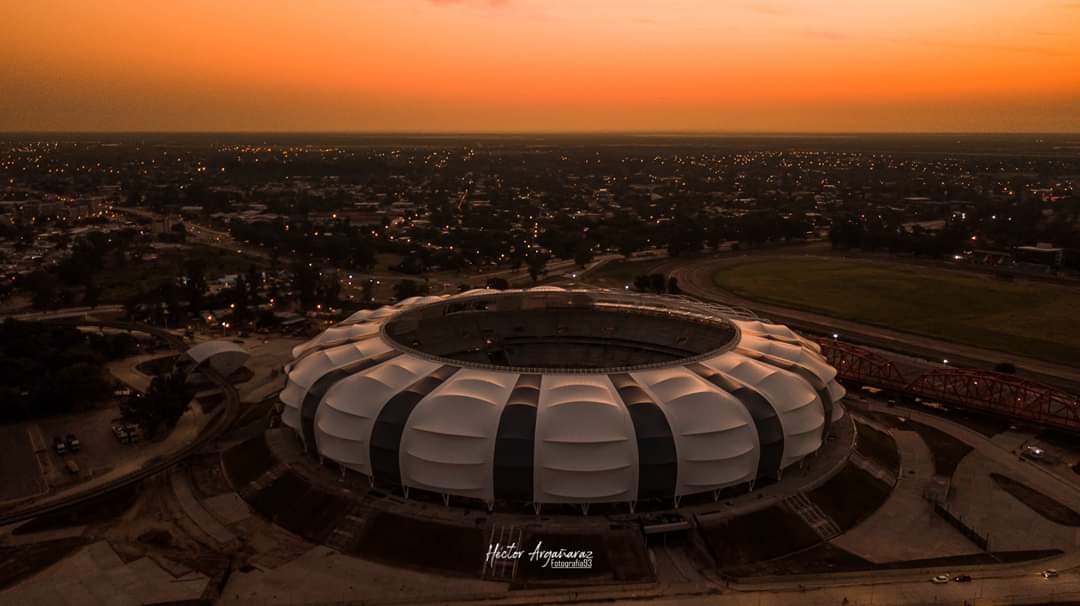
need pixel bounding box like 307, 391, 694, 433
0, 425, 46, 503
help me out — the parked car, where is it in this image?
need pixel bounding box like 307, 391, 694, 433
66, 433, 81, 452
953, 575, 972, 583
931, 575, 950, 584
1043, 569, 1059, 579
112, 424, 130, 444
53, 435, 66, 455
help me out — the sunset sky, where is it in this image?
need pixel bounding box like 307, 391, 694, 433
2, 0, 1079, 132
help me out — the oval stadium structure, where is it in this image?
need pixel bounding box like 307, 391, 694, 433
279, 287, 845, 508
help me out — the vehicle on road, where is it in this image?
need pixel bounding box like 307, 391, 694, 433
953, 575, 972, 583
1023, 444, 1046, 460
64, 460, 79, 475
1043, 569, 1059, 579
53, 435, 66, 455
931, 575, 950, 584
66, 433, 81, 452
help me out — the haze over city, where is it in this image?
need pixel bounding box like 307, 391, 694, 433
3, 0, 1079, 133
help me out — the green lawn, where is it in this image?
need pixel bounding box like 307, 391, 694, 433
711, 257, 1080, 366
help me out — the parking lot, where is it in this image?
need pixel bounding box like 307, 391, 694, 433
37, 408, 145, 489
0, 425, 47, 503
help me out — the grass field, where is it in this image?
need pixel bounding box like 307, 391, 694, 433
711, 257, 1080, 366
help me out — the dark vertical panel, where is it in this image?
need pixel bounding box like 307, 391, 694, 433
753, 353, 834, 442
687, 363, 785, 479
370, 365, 461, 487
299, 350, 403, 450
492, 374, 540, 502
609, 373, 677, 500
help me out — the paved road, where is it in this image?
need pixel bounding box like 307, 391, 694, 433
0, 426, 46, 503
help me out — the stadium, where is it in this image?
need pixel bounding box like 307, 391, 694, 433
279, 287, 846, 510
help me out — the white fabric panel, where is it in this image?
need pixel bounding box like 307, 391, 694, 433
731, 319, 804, 345
737, 334, 837, 385
314, 355, 442, 476
369, 306, 398, 319
828, 380, 847, 402
279, 336, 394, 453
281, 403, 300, 431
187, 339, 249, 363
632, 368, 758, 495
340, 309, 375, 325
291, 321, 382, 360
399, 370, 518, 503
280, 338, 394, 415
395, 295, 446, 308
699, 352, 825, 470
197, 350, 250, 377
534, 375, 638, 503
458, 288, 499, 297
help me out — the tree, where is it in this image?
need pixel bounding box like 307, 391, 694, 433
573, 240, 595, 268
994, 362, 1017, 374
318, 274, 342, 307
123, 370, 193, 439
246, 263, 261, 294
633, 274, 651, 292
393, 279, 428, 301
83, 277, 100, 308
486, 277, 510, 290
291, 262, 320, 310
184, 259, 208, 312
29, 272, 59, 310
526, 250, 550, 283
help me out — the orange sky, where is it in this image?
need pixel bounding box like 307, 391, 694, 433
2, 0, 1079, 132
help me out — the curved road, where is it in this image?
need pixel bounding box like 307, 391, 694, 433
0, 320, 241, 527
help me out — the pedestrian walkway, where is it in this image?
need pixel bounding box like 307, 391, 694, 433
170, 468, 237, 545
782, 493, 841, 540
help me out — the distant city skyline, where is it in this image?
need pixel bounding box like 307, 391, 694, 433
2, 0, 1079, 133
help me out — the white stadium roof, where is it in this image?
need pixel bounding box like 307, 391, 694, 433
186, 340, 250, 376
279, 287, 845, 507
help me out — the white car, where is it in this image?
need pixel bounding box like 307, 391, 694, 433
931, 574, 950, 584
1042, 569, 1059, 579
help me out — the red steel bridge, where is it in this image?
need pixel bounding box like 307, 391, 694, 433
815, 339, 1080, 433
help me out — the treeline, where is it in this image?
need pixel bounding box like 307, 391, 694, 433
0, 321, 140, 422
229, 217, 376, 271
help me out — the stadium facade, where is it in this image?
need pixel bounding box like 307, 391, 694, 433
280, 287, 845, 509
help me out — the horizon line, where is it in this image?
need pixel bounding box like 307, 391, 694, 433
1, 130, 1078, 137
